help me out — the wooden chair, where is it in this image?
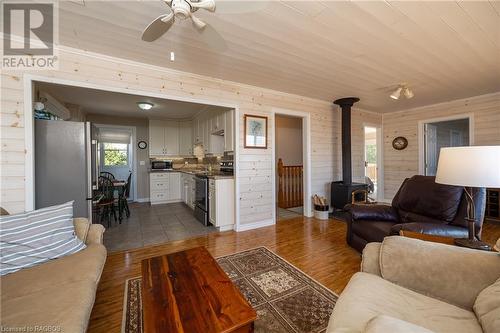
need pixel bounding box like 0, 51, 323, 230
119, 173, 132, 220
96, 176, 117, 227
99, 171, 115, 181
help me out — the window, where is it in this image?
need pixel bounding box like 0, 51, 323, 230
103, 143, 128, 166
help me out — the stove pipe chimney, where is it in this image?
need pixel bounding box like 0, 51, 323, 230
333, 97, 360, 184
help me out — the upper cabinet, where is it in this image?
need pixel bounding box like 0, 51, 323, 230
149, 109, 234, 157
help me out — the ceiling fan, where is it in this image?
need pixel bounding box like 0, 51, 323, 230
142, 0, 267, 50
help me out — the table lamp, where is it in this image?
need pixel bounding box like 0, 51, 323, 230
435, 146, 500, 249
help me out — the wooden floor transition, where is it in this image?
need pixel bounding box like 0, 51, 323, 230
87, 216, 500, 333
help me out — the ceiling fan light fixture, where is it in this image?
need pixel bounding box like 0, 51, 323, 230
390, 87, 402, 100
403, 87, 414, 99
137, 102, 154, 110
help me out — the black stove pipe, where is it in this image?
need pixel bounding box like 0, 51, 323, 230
333, 97, 360, 185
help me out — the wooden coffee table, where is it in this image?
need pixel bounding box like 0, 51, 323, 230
141, 247, 257, 333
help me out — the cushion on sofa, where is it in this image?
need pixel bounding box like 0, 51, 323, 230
379, 236, 500, 310
0, 201, 86, 275
1, 279, 97, 333
473, 277, 500, 333
364, 315, 435, 333
0, 244, 106, 300
327, 272, 482, 333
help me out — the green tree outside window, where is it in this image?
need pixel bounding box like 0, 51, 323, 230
103, 143, 128, 166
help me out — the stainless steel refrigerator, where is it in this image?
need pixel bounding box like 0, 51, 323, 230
35, 120, 99, 220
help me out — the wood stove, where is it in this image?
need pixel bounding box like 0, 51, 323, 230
331, 97, 368, 210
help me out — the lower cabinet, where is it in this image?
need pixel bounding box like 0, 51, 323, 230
181, 173, 196, 210
149, 172, 182, 205
208, 178, 234, 228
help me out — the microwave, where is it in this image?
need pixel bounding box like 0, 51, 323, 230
151, 160, 173, 170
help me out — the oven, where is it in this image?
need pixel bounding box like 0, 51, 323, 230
194, 175, 209, 225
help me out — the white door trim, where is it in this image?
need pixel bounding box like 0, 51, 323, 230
95, 124, 137, 201
272, 107, 312, 218
23, 74, 242, 231
417, 113, 474, 175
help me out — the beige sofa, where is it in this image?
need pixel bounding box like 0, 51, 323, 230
1, 218, 106, 333
328, 236, 500, 333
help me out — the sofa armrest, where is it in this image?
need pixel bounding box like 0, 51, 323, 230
345, 204, 398, 222
86, 224, 105, 245
390, 222, 468, 238
379, 236, 500, 310
73, 218, 90, 242
361, 242, 382, 277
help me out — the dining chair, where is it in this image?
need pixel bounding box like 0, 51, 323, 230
99, 171, 115, 181
96, 176, 117, 227
120, 172, 132, 219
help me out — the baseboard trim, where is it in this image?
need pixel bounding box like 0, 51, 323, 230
218, 225, 234, 232
135, 198, 150, 203
236, 219, 275, 232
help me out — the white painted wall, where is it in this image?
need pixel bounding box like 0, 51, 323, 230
275, 115, 303, 165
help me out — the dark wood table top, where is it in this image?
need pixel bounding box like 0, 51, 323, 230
141, 246, 257, 333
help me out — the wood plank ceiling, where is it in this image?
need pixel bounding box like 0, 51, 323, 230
57, 1, 500, 112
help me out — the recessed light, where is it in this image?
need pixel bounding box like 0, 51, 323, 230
137, 102, 153, 110
170, 51, 175, 62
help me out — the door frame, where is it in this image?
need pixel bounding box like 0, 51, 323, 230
95, 124, 137, 201
272, 107, 312, 219
417, 113, 474, 175
23, 74, 241, 230
363, 123, 384, 201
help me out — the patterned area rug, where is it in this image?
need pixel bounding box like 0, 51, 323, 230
122, 247, 338, 333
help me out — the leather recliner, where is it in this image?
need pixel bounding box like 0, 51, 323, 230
345, 175, 486, 252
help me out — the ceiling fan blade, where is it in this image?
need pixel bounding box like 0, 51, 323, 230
187, 0, 216, 12
194, 22, 227, 51
191, 14, 207, 30
214, 1, 268, 14
142, 13, 174, 42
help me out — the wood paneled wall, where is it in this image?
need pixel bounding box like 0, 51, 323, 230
382, 92, 500, 199
0, 47, 345, 226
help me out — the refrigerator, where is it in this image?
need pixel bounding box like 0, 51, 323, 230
35, 120, 100, 220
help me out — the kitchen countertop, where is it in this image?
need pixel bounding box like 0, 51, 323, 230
149, 169, 234, 179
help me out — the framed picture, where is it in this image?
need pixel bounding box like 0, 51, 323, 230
244, 114, 268, 149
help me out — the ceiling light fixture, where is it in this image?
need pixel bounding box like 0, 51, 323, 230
390, 85, 414, 100
390, 87, 403, 100
137, 102, 154, 110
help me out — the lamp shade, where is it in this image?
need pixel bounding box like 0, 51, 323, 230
435, 146, 500, 188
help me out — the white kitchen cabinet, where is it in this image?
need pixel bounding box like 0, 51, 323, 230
149, 120, 180, 156
149, 122, 166, 156
179, 121, 193, 155
149, 172, 181, 204
224, 109, 234, 152
208, 178, 234, 228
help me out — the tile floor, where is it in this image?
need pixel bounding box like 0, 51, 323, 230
102, 202, 218, 252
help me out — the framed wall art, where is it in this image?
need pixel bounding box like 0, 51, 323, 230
244, 114, 268, 149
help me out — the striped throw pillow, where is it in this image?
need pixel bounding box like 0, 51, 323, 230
0, 201, 86, 276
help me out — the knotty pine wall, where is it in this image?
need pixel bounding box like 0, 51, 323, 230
382, 92, 500, 199
1, 47, 356, 226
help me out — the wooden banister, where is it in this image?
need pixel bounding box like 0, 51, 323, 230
278, 158, 303, 209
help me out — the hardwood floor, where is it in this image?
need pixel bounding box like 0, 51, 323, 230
87, 217, 360, 333
87, 217, 500, 333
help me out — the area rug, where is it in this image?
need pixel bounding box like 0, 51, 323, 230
122, 247, 338, 333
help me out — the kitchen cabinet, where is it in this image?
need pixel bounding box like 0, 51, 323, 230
149, 172, 181, 205
149, 120, 179, 156
179, 121, 193, 155
208, 178, 234, 228
224, 109, 234, 152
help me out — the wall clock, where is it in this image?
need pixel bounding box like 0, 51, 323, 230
392, 136, 408, 150
137, 140, 148, 149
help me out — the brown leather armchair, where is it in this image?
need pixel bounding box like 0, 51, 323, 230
345, 175, 486, 252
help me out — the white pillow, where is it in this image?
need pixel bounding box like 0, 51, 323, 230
0, 201, 86, 275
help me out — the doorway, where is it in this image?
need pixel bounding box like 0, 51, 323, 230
275, 114, 304, 221
364, 126, 380, 201
97, 125, 136, 201
422, 117, 471, 176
